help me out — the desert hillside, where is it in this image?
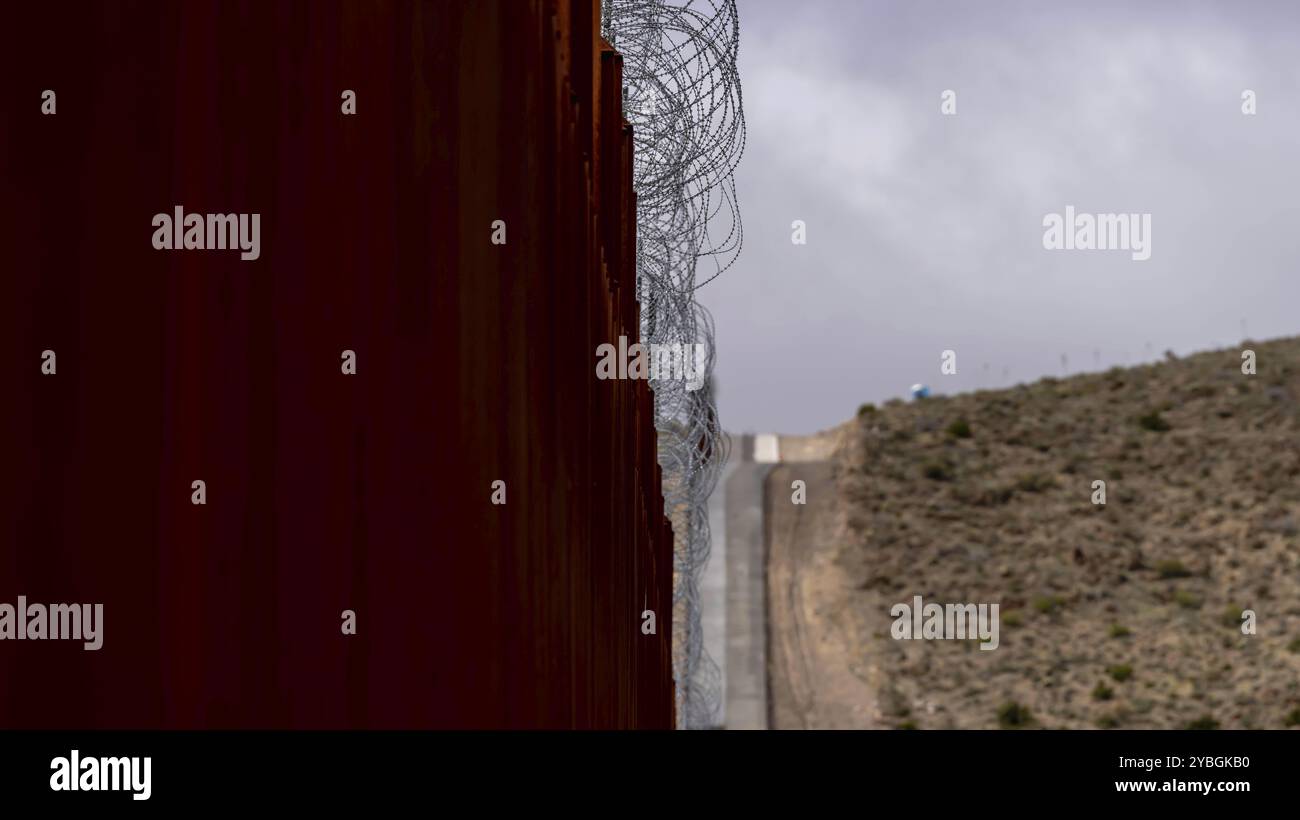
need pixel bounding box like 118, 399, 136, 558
830, 337, 1300, 729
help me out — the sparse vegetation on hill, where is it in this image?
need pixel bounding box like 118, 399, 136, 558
834, 337, 1300, 729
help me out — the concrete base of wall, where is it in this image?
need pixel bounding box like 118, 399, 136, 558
724, 434, 773, 730
701, 436, 736, 729
716, 427, 848, 729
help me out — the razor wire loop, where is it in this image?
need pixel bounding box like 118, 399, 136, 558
602, 0, 744, 729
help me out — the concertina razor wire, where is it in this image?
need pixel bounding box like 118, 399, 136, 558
601, 0, 745, 729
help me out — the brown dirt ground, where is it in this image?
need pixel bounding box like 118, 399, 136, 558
767, 337, 1300, 729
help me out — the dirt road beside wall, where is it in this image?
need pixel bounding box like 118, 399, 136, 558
766, 462, 883, 729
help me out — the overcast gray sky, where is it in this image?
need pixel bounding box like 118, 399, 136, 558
696, 0, 1300, 434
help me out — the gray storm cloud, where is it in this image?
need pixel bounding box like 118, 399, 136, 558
698, 0, 1300, 433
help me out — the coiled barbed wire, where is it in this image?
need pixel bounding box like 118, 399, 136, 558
602, 0, 744, 729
